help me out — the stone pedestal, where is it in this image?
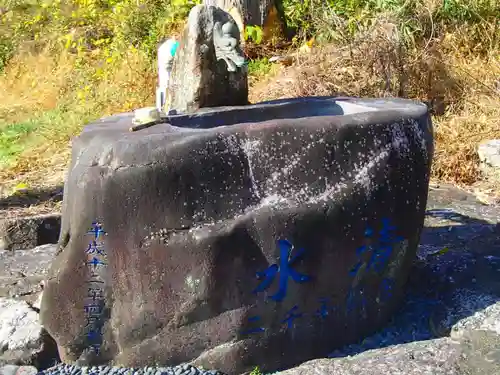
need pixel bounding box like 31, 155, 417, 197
40, 97, 433, 374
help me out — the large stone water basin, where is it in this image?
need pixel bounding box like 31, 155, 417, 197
41, 96, 433, 374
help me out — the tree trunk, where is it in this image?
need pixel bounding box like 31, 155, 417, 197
203, 0, 287, 42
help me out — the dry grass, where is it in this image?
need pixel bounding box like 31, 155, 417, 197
0, 18, 499, 202
0, 47, 156, 196
0, 48, 77, 124
250, 20, 500, 187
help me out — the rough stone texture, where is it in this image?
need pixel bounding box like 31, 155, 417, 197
40, 96, 433, 374
276, 339, 463, 375
277, 184, 500, 375
478, 139, 500, 169
0, 297, 59, 369
0, 215, 61, 251
168, 5, 248, 113
0, 244, 62, 370
0, 244, 56, 302
478, 139, 500, 181
0, 365, 38, 375
2, 186, 499, 374
0, 298, 41, 355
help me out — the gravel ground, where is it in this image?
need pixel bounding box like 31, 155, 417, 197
37, 364, 226, 375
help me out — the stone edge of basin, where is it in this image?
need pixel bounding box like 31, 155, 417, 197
88, 96, 429, 132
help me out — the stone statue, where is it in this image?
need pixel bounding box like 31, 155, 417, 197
168, 5, 249, 114
213, 20, 246, 72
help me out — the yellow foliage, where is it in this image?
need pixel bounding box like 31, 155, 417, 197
0, 0, 499, 193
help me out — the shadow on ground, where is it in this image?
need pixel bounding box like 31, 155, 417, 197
328, 206, 500, 358
0, 185, 64, 210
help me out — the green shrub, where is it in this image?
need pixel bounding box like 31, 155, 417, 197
282, 0, 499, 47
0, 36, 15, 72
0, 0, 201, 70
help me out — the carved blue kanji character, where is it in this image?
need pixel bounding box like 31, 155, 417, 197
380, 277, 394, 302
89, 343, 101, 355
368, 243, 393, 272
368, 218, 404, 272
350, 225, 374, 277
87, 256, 106, 269
253, 239, 311, 302
88, 267, 104, 283
346, 287, 367, 313
349, 261, 362, 277
281, 305, 303, 329
379, 218, 403, 243
85, 315, 99, 327
87, 327, 103, 342
241, 315, 265, 335
88, 287, 104, 301
356, 226, 374, 256
86, 240, 106, 257
87, 221, 107, 241
315, 297, 334, 319
84, 302, 103, 316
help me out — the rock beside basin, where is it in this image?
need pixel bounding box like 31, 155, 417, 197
0, 296, 58, 369
41, 97, 433, 374
478, 139, 500, 181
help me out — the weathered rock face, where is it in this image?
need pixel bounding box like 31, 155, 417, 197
0, 298, 42, 364
478, 139, 500, 169
40, 97, 433, 374
0, 244, 55, 301
478, 139, 500, 181
169, 5, 248, 113
276, 184, 500, 375
0, 297, 59, 370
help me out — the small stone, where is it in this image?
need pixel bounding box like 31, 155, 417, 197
16, 366, 38, 375
478, 139, 500, 168
0, 298, 43, 364
0, 365, 20, 375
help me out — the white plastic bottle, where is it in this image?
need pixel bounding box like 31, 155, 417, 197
156, 37, 180, 114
